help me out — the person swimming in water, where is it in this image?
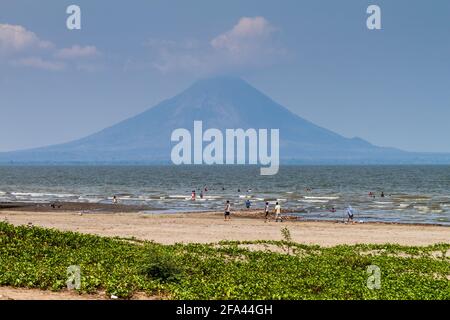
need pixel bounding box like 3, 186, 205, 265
191, 190, 196, 200
381, 191, 385, 198
245, 199, 251, 209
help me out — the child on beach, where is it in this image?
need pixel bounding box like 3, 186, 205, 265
264, 202, 270, 222
224, 200, 231, 221
274, 202, 282, 222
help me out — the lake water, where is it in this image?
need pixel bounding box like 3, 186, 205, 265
0, 165, 449, 225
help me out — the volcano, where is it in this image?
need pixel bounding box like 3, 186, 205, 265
1, 76, 449, 164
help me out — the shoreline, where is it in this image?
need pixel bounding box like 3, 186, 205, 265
0, 201, 158, 213
1, 201, 449, 227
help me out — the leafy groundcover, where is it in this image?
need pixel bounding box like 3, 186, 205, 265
0, 222, 449, 299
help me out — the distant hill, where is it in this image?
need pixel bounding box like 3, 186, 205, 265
1, 76, 449, 164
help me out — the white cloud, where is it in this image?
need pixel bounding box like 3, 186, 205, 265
55, 45, 100, 60
12, 57, 65, 71
0, 24, 101, 72
145, 17, 287, 75
211, 17, 275, 54
0, 24, 53, 55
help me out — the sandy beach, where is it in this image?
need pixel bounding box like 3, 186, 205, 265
0, 286, 158, 300
1, 209, 449, 246
1, 206, 449, 300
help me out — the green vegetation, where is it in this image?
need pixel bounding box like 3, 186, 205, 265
0, 222, 449, 299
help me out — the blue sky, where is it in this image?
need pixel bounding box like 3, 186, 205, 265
1, 0, 449, 152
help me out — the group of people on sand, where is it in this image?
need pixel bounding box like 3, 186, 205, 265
224, 200, 282, 223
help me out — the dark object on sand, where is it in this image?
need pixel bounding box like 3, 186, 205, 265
1, 201, 155, 213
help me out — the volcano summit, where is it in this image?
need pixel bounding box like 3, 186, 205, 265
1, 76, 449, 164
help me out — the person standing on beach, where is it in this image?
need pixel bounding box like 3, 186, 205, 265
346, 205, 355, 224
224, 200, 231, 221
274, 202, 282, 222
264, 202, 270, 222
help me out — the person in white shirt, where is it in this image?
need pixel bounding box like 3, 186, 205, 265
224, 200, 231, 221
274, 202, 282, 222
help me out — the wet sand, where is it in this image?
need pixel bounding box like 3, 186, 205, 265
0, 201, 158, 213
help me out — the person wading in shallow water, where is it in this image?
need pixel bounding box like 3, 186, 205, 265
224, 200, 231, 221
346, 205, 355, 224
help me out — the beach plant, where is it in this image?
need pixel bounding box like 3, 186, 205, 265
281, 227, 292, 242
0, 222, 449, 300
139, 246, 183, 283
281, 227, 294, 255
